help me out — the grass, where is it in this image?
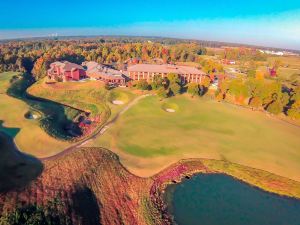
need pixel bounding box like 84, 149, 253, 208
90, 94, 300, 181
28, 79, 136, 121
0, 72, 70, 157
28, 79, 108, 116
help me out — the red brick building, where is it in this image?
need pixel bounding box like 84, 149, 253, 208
47, 61, 86, 81
127, 64, 206, 83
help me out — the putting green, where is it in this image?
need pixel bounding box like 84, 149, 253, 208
89, 95, 300, 181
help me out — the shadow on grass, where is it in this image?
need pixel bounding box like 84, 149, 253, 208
6, 73, 82, 140
72, 186, 102, 225
0, 122, 43, 193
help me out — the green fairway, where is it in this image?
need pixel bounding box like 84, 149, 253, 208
90, 95, 300, 181
0, 72, 70, 157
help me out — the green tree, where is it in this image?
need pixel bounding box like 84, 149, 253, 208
249, 97, 262, 109
157, 87, 168, 99
136, 80, 149, 90
167, 73, 181, 84
247, 69, 256, 78
288, 100, 300, 119
266, 100, 283, 115
104, 82, 111, 90
168, 82, 181, 96
187, 83, 200, 97
151, 75, 163, 90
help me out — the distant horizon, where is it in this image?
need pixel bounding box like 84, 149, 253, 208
1, 33, 299, 53
0, 0, 299, 50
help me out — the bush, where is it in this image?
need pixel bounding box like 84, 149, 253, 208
168, 83, 181, 96
249, 97, 262, 109
216, 92, 224, 102
287, 100, 300, 119
0, 199, 71, 225
157, 87, 168, 99
136, 80, 149, 90
266, 100, 283, 115
187, 83, 200, 97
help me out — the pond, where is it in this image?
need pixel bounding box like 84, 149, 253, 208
164, 174, 300, 225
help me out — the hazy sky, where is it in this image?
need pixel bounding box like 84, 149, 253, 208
0, 0, 299, 49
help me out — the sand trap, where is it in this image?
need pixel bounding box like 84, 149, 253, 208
165, 108, 176, 113
24, 111, 41, 120
112, 100, 125, 105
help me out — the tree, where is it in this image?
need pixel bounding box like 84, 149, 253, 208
187, 83, 200, 97
228, 78, 249, 100
216, 92, 224, 102
266, 100, 283, 115
104, 82, 111, 90
249, 97, 262, 109
157, 87, 168, 99
136, 80, 149, 90
151, 75, 163, 90
200, 76, 211, 88
167, 73, 181, 84
247, 69, 256, 78
288, 100, 300, 119
255, 70, 265, 80
168, 82, 181, 96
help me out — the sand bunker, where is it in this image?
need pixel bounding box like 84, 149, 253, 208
165, 108, 176, 113
24, 111, 41, 120
112, 100, 125, 105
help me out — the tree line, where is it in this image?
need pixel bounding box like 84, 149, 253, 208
0, 39, 207, 79
132, 73, 300, 120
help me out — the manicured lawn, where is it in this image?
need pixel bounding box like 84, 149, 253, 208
28, 78, 136, 121
90, 95, 300, 181
0, 72, 69, 157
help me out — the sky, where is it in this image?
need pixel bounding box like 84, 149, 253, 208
0, 0, 300, 50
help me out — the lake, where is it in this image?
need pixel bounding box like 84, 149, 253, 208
164, 174, 300, 225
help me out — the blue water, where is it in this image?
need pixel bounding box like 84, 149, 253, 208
164, 174, 300, 225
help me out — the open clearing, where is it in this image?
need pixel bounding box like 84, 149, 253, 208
0, 72, 69, 156
88, 95, 300, 181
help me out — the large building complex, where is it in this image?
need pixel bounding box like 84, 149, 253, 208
127, 64, 206, 83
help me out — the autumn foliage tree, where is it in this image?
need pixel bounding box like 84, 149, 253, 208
187, 83, 200, 97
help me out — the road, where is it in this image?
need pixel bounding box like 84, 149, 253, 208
41, 94, 151, 161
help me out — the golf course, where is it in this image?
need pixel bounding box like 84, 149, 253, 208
0, 72, 70, 156
88, 95, 300, 181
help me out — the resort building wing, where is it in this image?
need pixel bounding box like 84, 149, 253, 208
127, 64, 206, 83
83, 61, 126, 86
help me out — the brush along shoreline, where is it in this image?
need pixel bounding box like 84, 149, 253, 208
1, 146, 300, 225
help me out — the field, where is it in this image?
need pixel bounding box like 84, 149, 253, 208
0, 72, 69, 156
256, 56, 300, 82
88, 95, 300, 181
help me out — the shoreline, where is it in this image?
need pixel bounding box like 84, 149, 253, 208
1, 146, 300, 224
149, 158, 300, 224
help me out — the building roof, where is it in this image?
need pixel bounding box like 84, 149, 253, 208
50, 61, 84, 72
127, 64, 205, 75
83, 61, 125, 80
